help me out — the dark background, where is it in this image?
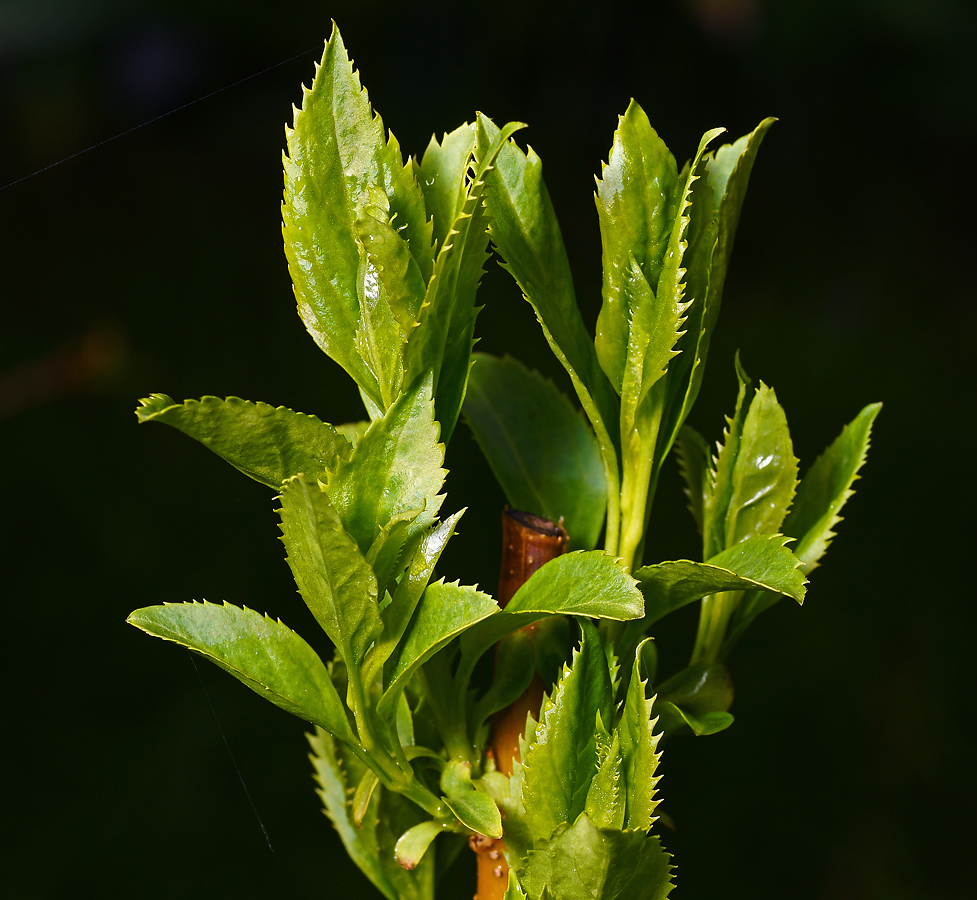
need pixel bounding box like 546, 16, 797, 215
2, 1, 974, 897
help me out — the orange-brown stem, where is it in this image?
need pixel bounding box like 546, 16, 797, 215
472, 510, 568, 900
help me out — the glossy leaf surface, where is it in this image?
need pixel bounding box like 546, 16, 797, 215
128, 602, 353, 740
278, 475, 380, 670
464, 353, 606, 550
327, 373, 445, 557
283, 25, 433, 406
136, 394, 350, 488
443, 790, 503, 839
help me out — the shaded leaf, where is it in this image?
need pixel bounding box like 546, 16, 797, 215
475, 114, 620, 510
464, 353, 606, 550
395, 821, 443, 871
656, 702, 734, 737
135, 394, 350, 488
674, 425, 709, 535
128, 602, 353, 740
725, 382, 798, 547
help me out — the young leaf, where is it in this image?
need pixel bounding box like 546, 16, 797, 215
522, 621, 614, 840
702, 358, 751, 559
378, 580, 498, 719
135, 395, 351, 488
724, 382, 798, 547
366, 510, 465, 679
656, 702, 734, 737
308, 727, 399, 900
283, 24, 433, 407
475, 115, 621, 543
617, 641, 662, 831
327, 372, 445, 557
657, 119, 776, 461
278, 475, 381, 672
443, 790, 503, 839
464, 353, 607, 550
517, 813, 674, 900
782, 401, 881, 572
128, 602, 354, 741
594, 101, 681, 393
405, 120, 524, 443
395, 821, 443, 870
584, 724, 625, 830
417, 122, 476, 252
632, 532, 806, 628
655, 660, 734, 736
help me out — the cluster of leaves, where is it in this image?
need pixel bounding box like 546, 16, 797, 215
128, 24, 878, 900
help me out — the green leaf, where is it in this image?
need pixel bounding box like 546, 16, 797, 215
456, 552, 643, 694
725, 382, 798, 547
471, 629, 536, 738
464, 353, 606, 550
702, 357, 751, 559
522, 621, 614, 840
443, 790, 503, 839
656, 702, 734, 737
379, 580, 498, 719
723, 403, 880, 652
395, 821, 443, 870
594, 100, 681, 393
417, 122, 476, 252
283, 25, 433, 407
366, 510, 465, 680
406, 120, 524, 443
783, 402, 881, 573
128, 602, 353, 741
308, 727, 399, 900
506, 552, 643, 621
517, 813, 674, 900
585, 724, 625, 830
674, 425, 709, 535
135, 394, 351, 488
504, 872, 529, 900
655, 660, 734, 737
278, 475, 380, 672
327, 372, 445, 557
617, 641, 662, 831
657, 119, 776, 465
631, 533, 806, 628
475, 115, 621, 533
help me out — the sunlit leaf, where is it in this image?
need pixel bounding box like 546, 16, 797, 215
617, 641, 662, 831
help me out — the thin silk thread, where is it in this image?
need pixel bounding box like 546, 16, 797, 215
0, 44, 320, 193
